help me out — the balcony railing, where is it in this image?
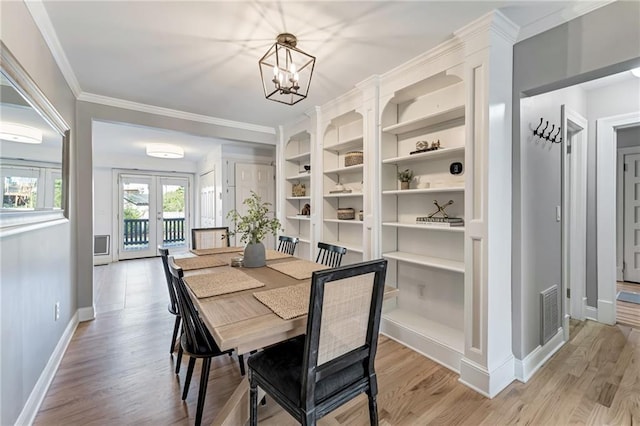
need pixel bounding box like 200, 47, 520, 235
123, 218, 185, 246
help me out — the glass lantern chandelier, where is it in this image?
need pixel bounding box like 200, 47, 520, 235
259, 33, 315, 105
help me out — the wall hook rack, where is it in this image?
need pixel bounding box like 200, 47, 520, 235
533, 117, 562, 144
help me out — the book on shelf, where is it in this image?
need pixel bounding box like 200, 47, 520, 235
416, 216, 464, 226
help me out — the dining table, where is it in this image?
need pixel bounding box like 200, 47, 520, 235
177, 247, 398, 425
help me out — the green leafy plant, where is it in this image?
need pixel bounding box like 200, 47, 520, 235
227, 191, 282, 245
398, 169, 414, 182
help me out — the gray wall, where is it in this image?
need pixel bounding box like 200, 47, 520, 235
512, 0, 640, 359
617, 124, 640, 149
0, 2, 77, 424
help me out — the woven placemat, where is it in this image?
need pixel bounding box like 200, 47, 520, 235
265, 249, 293, 261
266, 259, 329, 280
190, 246, 244, 256
253, 282, 310, 320
174, 255, 226, 271
184, 270, 265, 298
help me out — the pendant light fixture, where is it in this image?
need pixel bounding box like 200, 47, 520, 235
258, 33, 315, 105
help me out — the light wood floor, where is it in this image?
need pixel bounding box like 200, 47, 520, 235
617, 281, 640, 329
35, 257, 640, 425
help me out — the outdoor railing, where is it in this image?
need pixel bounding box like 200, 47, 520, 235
123, 218, 185, 246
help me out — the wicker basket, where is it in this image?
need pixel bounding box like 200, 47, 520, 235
337, 208, 355, 220
292, 183, 306, 197
344, 151, 363, 167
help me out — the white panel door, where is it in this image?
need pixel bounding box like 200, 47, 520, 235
235, 163, 276, 248
624, 153, 640, 283
199, 170, 216, 228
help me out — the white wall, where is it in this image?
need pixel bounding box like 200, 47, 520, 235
617, 125, 640, 149
0, 2, 77, 424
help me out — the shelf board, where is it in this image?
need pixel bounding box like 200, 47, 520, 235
324, 164, 363, 175
286, 215, 311, 221
382, 251, 464, 273
324, 136, 363, 153
322, 240, 363, 254
323, 192, 363, 198
382, 187, 464, 195
285, 151, 311, 162
382, 146, 465, 165
382, 222, 465, 232
382, 105, 465, 135
323, 218, 364, 225
285, 173, 311, 181
383, 309, 464, 354
286, 196, 311, 201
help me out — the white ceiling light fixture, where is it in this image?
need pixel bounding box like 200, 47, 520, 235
631, 67, 640, 78
0, 122, 43, 144
259, 33, 316, 106
146, 143, 184, 159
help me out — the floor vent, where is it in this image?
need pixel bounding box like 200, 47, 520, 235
94, 235, 110, 256
540, 285, 559, 346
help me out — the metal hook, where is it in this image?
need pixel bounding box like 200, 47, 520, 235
544, 124, 555, 141
552, 126, 562, 143
534, 118, 543, 137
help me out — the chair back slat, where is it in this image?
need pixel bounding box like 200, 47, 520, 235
159, 247, 178, 312
191, 227, 230, 250
277, 235, 299, 255
315, 242, 347, 268
168, 256, 214, 352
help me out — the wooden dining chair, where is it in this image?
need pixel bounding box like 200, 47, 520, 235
247, 259, 388, 426
158, 247, 181, 355
277, 235, 299, 255
315, 242, 347, 268
168, 256, 234, 426
191, 227, 229, 250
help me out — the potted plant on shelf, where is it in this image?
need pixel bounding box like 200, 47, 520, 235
398, 169, 414, 190
227, 191, 282, 267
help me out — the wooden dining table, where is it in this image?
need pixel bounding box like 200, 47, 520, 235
180, 249, 398, 425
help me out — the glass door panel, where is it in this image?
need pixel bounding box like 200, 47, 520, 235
160, 177, 188, 249
120, 175, 157, 259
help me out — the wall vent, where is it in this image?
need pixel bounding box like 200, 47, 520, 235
540, 285, 560, 346
94, 235, 110, 256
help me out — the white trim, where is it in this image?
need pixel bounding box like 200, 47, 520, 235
24, 0, 82, 97
514, 329, 564, 383
458, 355, 516, 398
596, 112, 640, 325
15, 311, 79, 425
584, 300, 598, 321
78, 305, 95, 322
617, 146, 640, 281
516, 1, 616, 42
78, 92, 276, 136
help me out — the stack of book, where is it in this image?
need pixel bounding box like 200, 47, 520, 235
416, 216, 464, 227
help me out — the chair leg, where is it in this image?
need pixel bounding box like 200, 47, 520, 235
249, 374, 258, 426
182, 357, 196, 400
195, 358, 211, 426
175, 346, 183, 374
170, 316, 181, 353
238, 353, 246, 376
367, 391, 379, 426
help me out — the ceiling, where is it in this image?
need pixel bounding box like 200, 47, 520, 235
30, 1, 613, 160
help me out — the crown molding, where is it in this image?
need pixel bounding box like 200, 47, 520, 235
454, 10, 520, 45
77, 92, 276, 135
24, 0, 82, 97
516, 0, 616, 42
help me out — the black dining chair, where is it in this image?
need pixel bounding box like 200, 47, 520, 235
315, 242, 347, 268
247, 259, 388, 426
159, 247, 181, 355
277, 235, 299, 255
191, 227, 230, 250
168, 256, 234, 426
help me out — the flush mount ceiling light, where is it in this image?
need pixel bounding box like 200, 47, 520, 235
259, 33, 315, 106
0, 122, 43, 144
146, 143, 184, 159
631, 67, 640, 78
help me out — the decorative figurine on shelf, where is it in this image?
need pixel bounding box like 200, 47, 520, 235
411, 139, 441, 155
416, 199, 463, 226
428, 199, 453, 219
398, 169, 414, 190
301, 203, 311, 216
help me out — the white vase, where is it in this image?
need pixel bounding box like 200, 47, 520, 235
243, 241, 266, 268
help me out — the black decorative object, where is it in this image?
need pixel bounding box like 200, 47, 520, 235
450, 162, 463, 175
416, 200, 464, 227
533, 117, 562, 144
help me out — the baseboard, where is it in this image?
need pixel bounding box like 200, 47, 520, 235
459, 355, 515, 398
597, 299, 615, 325
78, 305, 96, 322
514, 328, 564, 383
584, 299, 598, 321
15, 311, 79, 425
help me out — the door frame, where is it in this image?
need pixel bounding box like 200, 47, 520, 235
596, 111, 640, 324
112, 169, 193, 260
561, 105, 588, 333
618, 146, 640, 282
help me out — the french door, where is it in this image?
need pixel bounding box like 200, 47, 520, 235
118, 173, 189, 260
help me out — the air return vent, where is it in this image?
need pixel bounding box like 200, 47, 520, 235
540, 285, 559, 346
94, 235, 110, 256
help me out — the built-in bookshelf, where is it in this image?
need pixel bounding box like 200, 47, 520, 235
283, 131, 312, 259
